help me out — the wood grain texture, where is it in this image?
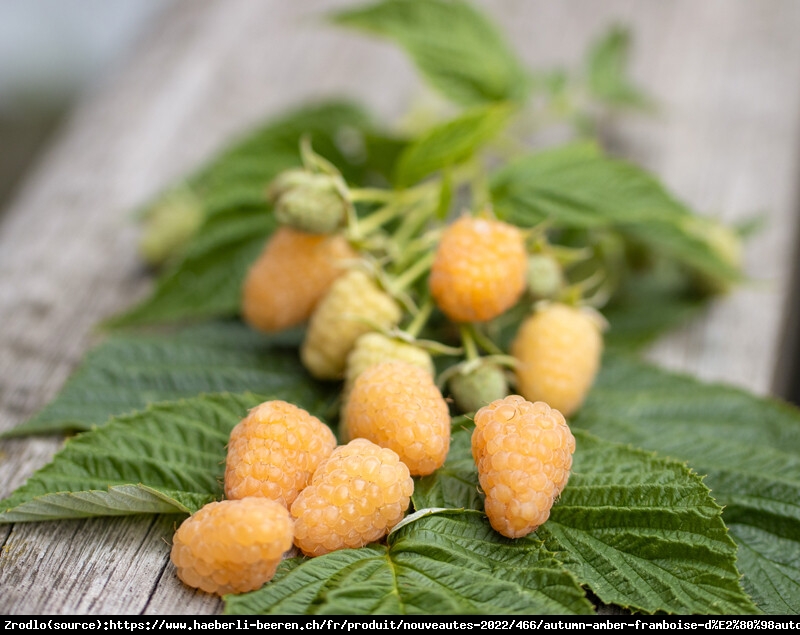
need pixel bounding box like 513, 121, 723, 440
1, 0, 799, 615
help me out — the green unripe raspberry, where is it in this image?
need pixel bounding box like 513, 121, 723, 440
526, 254, 564, 300
448, 363, 509, 414
270, 171, 348, 235
266, 168, 312, 203
139, 188, 203, 267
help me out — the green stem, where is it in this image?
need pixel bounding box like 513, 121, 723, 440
460, 324, 480, 362
405, 298, 433, 339
348, 188, 396, 204
391, 250, 435, 294
348, 202, 403, 241
469, 323, 506, 357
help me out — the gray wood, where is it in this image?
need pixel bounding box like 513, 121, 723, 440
1, 0, 799, 615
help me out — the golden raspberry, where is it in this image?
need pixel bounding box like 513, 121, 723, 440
241, 226, 355, 333
343, 361, 450, 476
290, 439, 414, 557
511, 303, 603, 417
472, 396, 576, 539
224, 400, 337, 507
342, 332, 435, 405
429, 215, 527, 322
170, 498, 294, 595
300, 268, 402, 380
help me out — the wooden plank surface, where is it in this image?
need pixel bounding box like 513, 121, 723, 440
1, 0, 799, 615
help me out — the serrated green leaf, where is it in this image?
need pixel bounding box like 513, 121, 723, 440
603, 263, 709, 351
541, 433, 756, 615
413, 424, 755, 614
394, 103, 513, 187
0, 392, 334, 523
185, 100, 378, 205
413, 416, 483, 511
114, 201, 274, 327
573, 352, 800, 614
331, 0, 529, 106
6, 321, 334, 437
586, 25, 651, 109
225, 512, 592, 615
490, 143, 742, 286
130, 100, 404, 320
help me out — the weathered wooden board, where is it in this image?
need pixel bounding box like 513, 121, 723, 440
1, 0, 799, 615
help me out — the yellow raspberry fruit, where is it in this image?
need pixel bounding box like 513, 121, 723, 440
241, 226, 355, 333
343, 361, 450, 476
224, 400, 337, 507
511, 303, 604, 417
290, 439, 414, 557
300, 268, 402, 380
472, 396, 576, 539
342, 332, 435, 405
429, 215, 527, 323
170, 498, 294, 596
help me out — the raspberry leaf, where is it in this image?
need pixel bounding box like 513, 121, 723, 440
394, 103, 514, 187
574, 351, 800, 615
111, 200, 275, 327
490, 143, 743, 287
413, 416, 482, 510
585, 25, 651, 110
540, 432, 757, 615
414, 423, 756, 614
5, 321, 334, 437
330, 0, 530, 107
152, 101, 378, 214
117, 101, 398, 326
224, 512, 592, 615
0, 392, 331, 522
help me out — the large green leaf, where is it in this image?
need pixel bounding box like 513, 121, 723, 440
586, 25, 650, 109
137, 101, 380, 268
414, 425, 756, 614
490, 143, 742, 286
6, 321, 335, 437
573, 352, 800, 614
0, 391, 334, 523
394, 103, 513, 187
129, 100, 403, 321
602, 263, 709, 351
181, 100, 379, 205
330, 0, 529, 106
225, 512, 593, 615
113, 200, 274, 327
0, 393, 257, 522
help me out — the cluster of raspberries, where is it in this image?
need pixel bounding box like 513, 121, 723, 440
170, 167, 603, 596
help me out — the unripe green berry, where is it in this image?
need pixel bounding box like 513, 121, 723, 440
139, 188, 203, 267
271, 171, 348, 235
526, 254, 564, 300
448, 363, 509, 414
266, 168, 312, 204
